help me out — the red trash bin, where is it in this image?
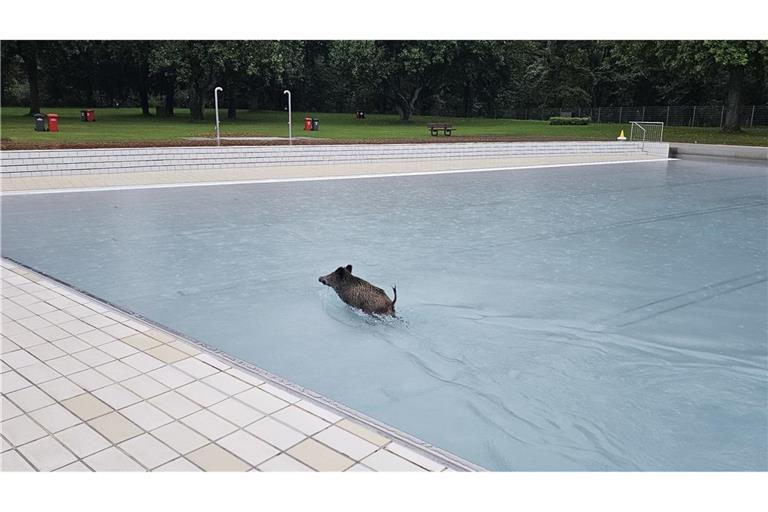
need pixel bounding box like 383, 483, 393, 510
47, 113, 59, 132
85, 109, 95, 122
304, 117, 313, 131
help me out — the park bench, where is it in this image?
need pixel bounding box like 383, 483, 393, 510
427, 123, 455, 136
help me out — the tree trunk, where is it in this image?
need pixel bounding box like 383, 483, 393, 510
393, 87, 422, 122
22, 48, 41, 115
164, 83, 175, 117
722, 66, 744, 132
189, 87, 205, 121
139, 84, 150, 116
227, 86, 237, 120
462, 83, 472, 117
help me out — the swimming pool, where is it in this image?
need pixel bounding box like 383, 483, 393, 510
2, 158, 766, 470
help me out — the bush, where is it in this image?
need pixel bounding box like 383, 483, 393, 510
549, 116, 590, 125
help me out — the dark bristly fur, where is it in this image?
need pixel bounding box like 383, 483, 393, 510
318, 265, 397, 316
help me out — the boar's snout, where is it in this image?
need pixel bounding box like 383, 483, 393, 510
318, 276, 327, 285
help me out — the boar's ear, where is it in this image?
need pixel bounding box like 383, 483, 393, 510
345, 264, 353, 273
335, 267, 345, 277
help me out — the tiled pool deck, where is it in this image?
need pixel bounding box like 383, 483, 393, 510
0, 259, 475, 471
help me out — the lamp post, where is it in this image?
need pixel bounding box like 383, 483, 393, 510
214, 87, 223, 146
283, 89, 292, 145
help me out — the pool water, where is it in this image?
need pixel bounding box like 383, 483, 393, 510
2, 158, 767, 470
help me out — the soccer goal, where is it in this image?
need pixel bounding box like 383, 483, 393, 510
629, 121, 664, 149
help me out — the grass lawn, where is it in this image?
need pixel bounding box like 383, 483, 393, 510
2, 106, 766, 148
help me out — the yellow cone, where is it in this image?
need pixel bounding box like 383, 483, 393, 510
617, 130, 627, 141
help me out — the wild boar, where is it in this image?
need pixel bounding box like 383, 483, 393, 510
318, 265, 397, 316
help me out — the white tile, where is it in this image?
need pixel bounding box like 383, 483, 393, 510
46, 354, 89, 375
148, 365, 194, 388
176, 381, 226, 407
0, 450, 35, 471
52, 336, 91, 354
95, 360, 141, 382
245, 417, 305, 450
1, 370, 32, 393
119, 433, 178, 469
122, 352, 164, 373
122, 374, 169, 399
98, 340, 138, 359
93, 383, 142, 409
55, 460, 92, 472
361, 450, 425, 471
24, 302, 57, 316
218, 430, 278, 466
35, 325, 71, 342
386, 443, 446, 471
25, 342, 66, 362
1, 396, 23, 421
295, 400, 343, 424
257, 453, 313, 472
148, 391, 201, 419
151, 422, 208, 454
40, 310, 76, 324
73, 347, 114, 367
64, 304, 100, 319
6, 329, 46, 348
209, 398, 264, 427
59, 319, 95, 335
16, 362, 61, 384
38, 377, 86, 401
81, 314, 117, 329
7, 386, 55, 412
346, 463, 373, 472
78, 329, 117, 346
202, 372, 251, 395
195, 353, 230, 371
153, 457, 201, 471
29, 403, 81, 433
121, 401, 173, 430
83, 446, 145, 471
181, 409, 237, 440
56, 423, 111, 458
168, 340, 200, 356
225, 367, 264, 387
121, 319, 151, 332
259, 383, 301, 404
235, 387, 289, 414
1, 337, 21, 354
173, 357, 219, 379
314, 425, 378, 461
271, 406, 329, 435
101, 322, 139, 339
68, 368, 112, 391
18, 435, 77, 471
1, 349, 40, 369
1, 414, 47, 446
16, 315, 52, 330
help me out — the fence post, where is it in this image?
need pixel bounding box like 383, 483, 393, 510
597, 107, 601, 123
691, 105, 696, 127
720, 106, 725, 128
666, 105, 670, 126
750, 105, 755, 128
618, 106, 622, 124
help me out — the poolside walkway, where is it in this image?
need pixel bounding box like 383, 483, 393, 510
0, 258, 467, 471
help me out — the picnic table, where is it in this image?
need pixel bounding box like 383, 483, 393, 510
427, 123, 455, 136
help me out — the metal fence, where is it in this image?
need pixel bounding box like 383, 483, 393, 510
502, 105, 768, 128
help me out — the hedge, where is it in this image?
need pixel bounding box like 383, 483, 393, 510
548, 117, 591, 125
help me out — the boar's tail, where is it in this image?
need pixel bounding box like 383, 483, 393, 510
391, 285, 397, 305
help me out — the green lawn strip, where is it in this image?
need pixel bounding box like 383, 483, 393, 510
2, 107, 766, 147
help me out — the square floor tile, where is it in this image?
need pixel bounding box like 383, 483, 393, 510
168, 340, 200, 356
287, 439, 354, 471
25, 301, 56, 315
16, 362, 61, 384
1, 396, 23, 421
148, 391, 201, 419
245, 417, 305, 450
295, 400, 343, 424
1, 414, 47, 446
225, 367, 264, 387
121, 333, 161, 351
172, 358, 219, 379
147, 365, 194, 389
59, 319, 95, 336
101, 323, 139, 340
81, 314, 117, 329
0, 450, 35, 471
122, 374, 169, 399
151, 422, 208, 454
61, 393, 113, 421
257, 453, 313, 472
39, 377, 85, 401
46, 354, 89, 376
218, 430, 278, 466
88, 412, 143, 444
195, 353, 230, 371
146, 344, 189, 364
120, 401, 172, 431
29, 403, 81, 433
56, 423, 111, 458
119, 433, 178, 469
83, 446, 145, 471
26, 342, 66, 362
56, 461, 92, 472
18, 435, 77, 471
6, 329, 46, 349
186, 444, 249, 472
202, 372, 251, 395
78, 329, 117, 347
235, 387, 288, 414
73, 347, 114, 367
386, 443, 446, 471
7, 385, 55, 412
271, 406, 329, 436
68, 368, 112, 391
95, 360, 141, 382
40, 310, 76, 324
314, 425, 378, 461
93, 383, 142, 409
1, 371, 32, 393
16, 315, 52, 331
153, 457, 201, 471
346, 463, 373, 472
209, 398, 264, 427
98, 340, 138, 359
145, 329, 176, 343
122, 352, 164, 373
122, 319, 151, 333
361, 450, 425, 471
63, 304, 100, 319
337, 419, 390, 447
36, 325, 71, 342
180, 409, 237, 440
2, 349, 39, 369
259, 383, 301, 404
52, 336, 91, 354
176, 381, 226, 407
